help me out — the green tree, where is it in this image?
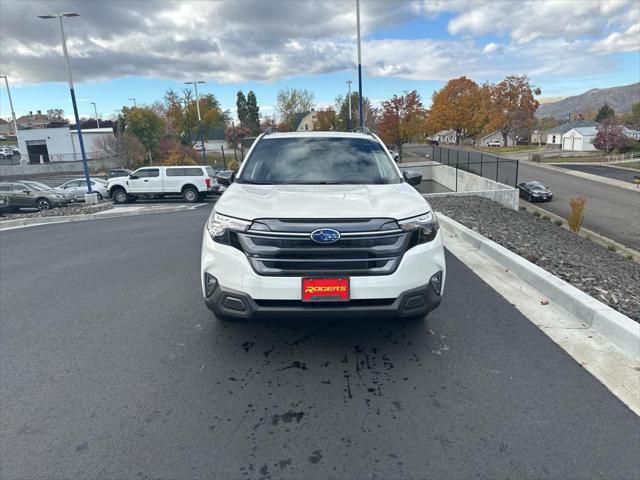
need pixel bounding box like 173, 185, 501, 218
275, 88, 315, 130
120, 106, 165, 162
246, 91, 260, 134
595, 103, 615, 123
163, 88, 228, 144
236, 91, 248, 130
335, 92, 377, 131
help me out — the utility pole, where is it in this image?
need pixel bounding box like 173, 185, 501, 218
90, 101, 100, 128
346, 80, 352, 131
38, 12, 93, 196
128, 97, 136, 107
185, 81, 207, 166
356, 0, 364, 128
0, 76, 18, 136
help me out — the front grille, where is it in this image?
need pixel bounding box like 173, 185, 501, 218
234, 218, 411, 276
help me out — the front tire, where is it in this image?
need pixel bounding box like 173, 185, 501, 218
36, 198, 51, 211
183, 187, 198, 203
95, 192, 103, 201
112, 189, 129, 204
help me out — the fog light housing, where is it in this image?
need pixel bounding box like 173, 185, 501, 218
204, 273, 218, 297
430, 271, 443, 295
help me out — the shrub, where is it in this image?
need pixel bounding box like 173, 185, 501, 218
533, 211, 541, 217
542, 215, 550, 221
607, 245, 617, 252
554, 220, 562, 226
567, 196, 586, 233
228, 159, 240, 172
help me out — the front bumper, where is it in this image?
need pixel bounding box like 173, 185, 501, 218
201, 228, 446, 319
204, 282, 441, 320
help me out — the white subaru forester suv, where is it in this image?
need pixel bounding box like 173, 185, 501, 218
201, 130, 445, 320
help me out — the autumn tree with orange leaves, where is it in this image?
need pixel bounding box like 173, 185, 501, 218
426, 76, 483, 144
313, 107, 339, 131
378, 90, 426, 157
486, 75, 540, 146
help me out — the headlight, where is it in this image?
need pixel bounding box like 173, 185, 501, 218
206, 211, 251, 243
399, 211, 439, 243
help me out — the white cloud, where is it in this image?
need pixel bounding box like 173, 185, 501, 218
591, 22, 640, 53
0, 0, 637, 86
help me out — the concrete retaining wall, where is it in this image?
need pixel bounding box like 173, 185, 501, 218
399, 161, 519, 210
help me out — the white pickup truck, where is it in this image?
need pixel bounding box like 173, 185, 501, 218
107, 165, 219, 203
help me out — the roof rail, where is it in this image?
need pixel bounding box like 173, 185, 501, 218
263, 127, 280, 135
351, 126, 374, 137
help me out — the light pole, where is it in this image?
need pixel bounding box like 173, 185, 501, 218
346, 80, 353, 131
185, 80, 207, 165
0, 76, 18, 136
90, 101, 100, 128
128, 97, 136, 107
38, 12, 93, 195
356, 0, 364, 129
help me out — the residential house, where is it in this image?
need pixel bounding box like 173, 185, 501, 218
295, 110, 317, 131
623, 126, 640, 141
480, 131, 515, 147
544, 120, 598, 147
16, 110, 69, 130
428, 129, 457, 144
0, 118, 12, 136
561, 127, 598, 151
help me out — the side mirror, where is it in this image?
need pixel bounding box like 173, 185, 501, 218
403, 170, 422, 186
23, 190, 31, 194
129, 174, 138, 180
216, 170, 235, 186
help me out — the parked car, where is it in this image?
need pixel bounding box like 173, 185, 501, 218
56, 178, 109, 201
486, 139, 502, 147
107, 168, 132, 179
387, 149, 399, 162
107, 165, 219, 203
0, 182, 71, 210
17, 180, 77, 203
427, 139, 439, 146
518, 181, 553, 202
0, 146, 13, 158
201, 130, 445, 321
0, 195, 10, 215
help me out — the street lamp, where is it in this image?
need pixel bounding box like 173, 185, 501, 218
356, 0, 364, 129
0, 76, 18, 136
128, 97, 136, 107
185, 80, 207, 166
38, 12, 93, 196
90, 101, 100, 128
346, 80, 353, 131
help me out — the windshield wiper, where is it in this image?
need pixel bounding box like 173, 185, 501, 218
237, 180, 272, 185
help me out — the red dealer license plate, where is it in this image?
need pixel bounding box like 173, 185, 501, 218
302, 277, 350, 302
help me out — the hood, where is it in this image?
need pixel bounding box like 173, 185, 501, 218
214, 182, 431, 220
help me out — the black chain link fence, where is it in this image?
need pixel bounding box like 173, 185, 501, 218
429, 146, 519, 188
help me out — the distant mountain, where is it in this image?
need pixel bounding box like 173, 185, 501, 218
535, 83, 640, 119
538, 96, 567, 105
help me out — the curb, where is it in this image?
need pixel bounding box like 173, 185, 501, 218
438, 213, 640, 362
521, 159, 638, 192
0, 204, 204, 231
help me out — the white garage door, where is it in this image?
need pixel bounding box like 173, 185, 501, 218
563, 137, 573, 150
573, 138, 582, 151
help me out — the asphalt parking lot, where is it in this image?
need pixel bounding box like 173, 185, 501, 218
1, 207, 639, 479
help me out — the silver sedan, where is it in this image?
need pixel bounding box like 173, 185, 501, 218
56, 178, 109, 201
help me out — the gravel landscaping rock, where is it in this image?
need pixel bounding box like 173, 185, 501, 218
0, 202, 113, 221
430, 196, 640, 322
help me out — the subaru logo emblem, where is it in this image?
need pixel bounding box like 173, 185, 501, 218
310, 228, 341, 244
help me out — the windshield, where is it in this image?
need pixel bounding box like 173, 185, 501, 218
237, 137, 402, 185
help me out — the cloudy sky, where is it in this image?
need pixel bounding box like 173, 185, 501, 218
0, 0, 638, 120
